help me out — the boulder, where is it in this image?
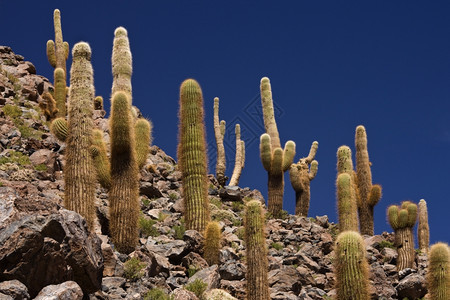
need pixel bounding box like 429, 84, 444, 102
34, 281, 83, 300
0, 280, 29, 299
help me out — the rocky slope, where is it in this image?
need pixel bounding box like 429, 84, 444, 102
0, 46, 429, 300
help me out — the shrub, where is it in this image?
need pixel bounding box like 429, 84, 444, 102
144, 288, 173, 300
123, 257, 146, 281
169, 192, 178, 200
379, 240, 395, 250
271, 242, 284, 251
2, 104, 22, 118
34, 164, 48, 171
185, 279, 207, 299
0, 151, 30, 167
173, 223, 185, 240
139, 215, 158, 237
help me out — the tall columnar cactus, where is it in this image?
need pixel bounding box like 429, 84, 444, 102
46, 9, 69, 118
204, 221, 221, 266
64, 42, 96, 229
112, 27, 132, 96
289, 141, 318, 216
418, 199, 430, 255
336, 173, 359, 232
427, 243, 450, 300
334, 231, 370, 300
213, 97, 227, 186
135, 118, 152, 169
244, 200, 270, 300
387, 201, 418, 271
177, 79, 210, 232
259, 77, 295, 218
229, 124, 245, 186
355, 125, 382, 235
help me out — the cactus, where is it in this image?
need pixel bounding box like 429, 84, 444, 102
244, 200, 270, 300
418, 199, 430, 255
229, 124, 245, 186
289, 141, 318, 216
334, 231, 370, 300
94, 96, 104, 110
177, 79, 210, 232
387, 201, 418, 271
50, 117, 68, 142
46, 9, 69, 119
204, 221, 221, 266
213, 97, 227, 186
64, 42, 96, 229
91, 129, 111, 189
355, 125, 382, 235
39, 92, 58, 120
427, 243, 450, 300
259, 77, 295, 218
336, 173, 359, 232
135, 118, 152, 169
112, 27, 132, 96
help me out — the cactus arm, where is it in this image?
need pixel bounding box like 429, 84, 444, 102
112, 27, 132, 96
309, 160, 318, 181
260, 77, 281, 149
305, 141, 319, 163
135, 118, 152, 169
271, 148, 284, 176
259, 133, 272, 171
368, 184, 382, 207
281, 140, 296, 172
46, 40, 56, 68
54, 68, 67, 117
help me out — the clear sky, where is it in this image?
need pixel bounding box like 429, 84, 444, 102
1, 1, 449, 244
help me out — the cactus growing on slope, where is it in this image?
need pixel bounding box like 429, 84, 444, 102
427, 243, 450, 300
387, 201, 418, 271
213, 97, 227, 186
135, 118, 152, 169
259, 77, 295, 218
64, 42, 96, 229
289, 141, 318, 216
177, 79, 210, 232
336, 173, 359, 232
244, 200, 270, 300
355, 125, 382, 235
418, 199, 430, 255
204, 221, 221, 266
334, 231, 370, 300
229, 124, 245, 186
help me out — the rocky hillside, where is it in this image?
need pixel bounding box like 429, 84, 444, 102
0, 46, 430, 300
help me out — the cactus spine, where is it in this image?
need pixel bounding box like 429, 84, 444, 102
46, 9, 69, 118
387, 201, 418, 271
213, 97, 227, 186
334, 231, 370, 300
259, 77, 295, 218
244, 200, 270, 300
427, 243, 450, 300
418, 199, 430, 255
177, 79, 210, 232
204, 221, 221, 266
289, 141, 318, 216
336, 173, 359, 232
229, 124, 245, 186
64, 42, 96, 229
355, 125, 382, 235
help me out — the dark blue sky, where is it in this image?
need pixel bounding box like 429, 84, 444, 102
2, 1, 449, 244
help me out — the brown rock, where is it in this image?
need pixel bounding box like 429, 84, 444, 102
0, 280, 29, 300
34, 281, 83, 300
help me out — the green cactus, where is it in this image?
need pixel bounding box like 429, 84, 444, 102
387, 201, 418, 271
135, 118, 152, 169
259, 77, 295, 218
355, 125, 382, 235
46, 9, 69, 119
427, 243, 450, 300
50, 117, 68, 142
39, 92, 58, 120
204, 221, 221, 266
229, 124, 245, 186
94, 96, 104, 110
334, 231, 370, 300
91, 129, 111, 189
64, 42, 96, 229
289, 141, 318, 216
336, 173, 359, 232
244, 200, 270, 300
112, 27, 132, 96
213, 97, 227, 186
177, 79, 210, 232
418, 199, 430, 255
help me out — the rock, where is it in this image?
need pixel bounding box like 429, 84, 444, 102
187, 265, 220, 291
34, 281, 83, 300
171, 288, 198, 300
183, 230, 204, 253
219, 186, 241, 201
204, 289, 237, 300
268, 266, 302, 294
219, 280, 245, 300
396, 273, 427, 299
0, 280, 29, 300
101, 277, 126, 293
219, 261, 246, 280
146, 239, 188, 263
182, 252, 209, 270
0, 209, 103, 297
140, 182, 163, 198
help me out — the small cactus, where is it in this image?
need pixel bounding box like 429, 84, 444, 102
177, 79, 210, 232
94, 96, 104, 110
244, 200, 270, 300
387, 201, 418, 271
355, 125, 382, 235
204, 221, 221, 266
334, 231, 370, 300
289, 141, 318, 216
50, 117, 68, 142
91, 129, 111, 189
213, 97, 227, 186
336, 173, 358, 232
259, 78, 295, 218
39, 92, 58, 120
229, 124, 245, 186
418, 199, 430, 255
135, 118, 152, 169
427, 243, 450, 300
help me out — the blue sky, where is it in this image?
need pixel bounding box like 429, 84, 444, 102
1, 1, 449, 244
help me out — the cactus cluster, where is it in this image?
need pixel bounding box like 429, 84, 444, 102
427, 243, 450, 299
387, 201, 418, 271
289, 141, 318, 216
177, 79, 210, 232
259, 77, 295, 218
244, 200, 270, 300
